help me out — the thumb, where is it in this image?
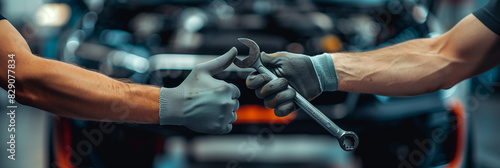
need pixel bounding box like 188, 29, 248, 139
195, 47, 238, 75
260, 51, 283, 67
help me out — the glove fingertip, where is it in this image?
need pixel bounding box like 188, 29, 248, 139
245, 75, 258, 89
246, 74, 270, 89
264, 98, 277, 109
274, 108, 289, 117
275, 102, 295, 117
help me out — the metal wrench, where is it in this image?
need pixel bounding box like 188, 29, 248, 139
234, 38, 359, 151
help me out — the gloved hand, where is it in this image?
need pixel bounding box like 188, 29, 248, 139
246, 51, 338, 117
159, 48, 240, 134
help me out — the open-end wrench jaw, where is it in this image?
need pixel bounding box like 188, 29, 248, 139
233, 38, 261, 68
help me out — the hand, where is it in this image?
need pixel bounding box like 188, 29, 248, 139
159, 48, 240, 134
246, 52, 337, 117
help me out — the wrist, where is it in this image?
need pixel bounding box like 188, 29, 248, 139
310, 53, 338, 92
126, 84, 160, 124
158, 87, 184, 125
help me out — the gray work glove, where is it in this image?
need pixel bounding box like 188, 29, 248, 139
159, 48, 240, 134
246, 52, 338, 117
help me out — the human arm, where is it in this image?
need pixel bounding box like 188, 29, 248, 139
335, 14, 500, 96
0, 19, 240, 133
247, 14, 500, 116
0, 19, 159, 123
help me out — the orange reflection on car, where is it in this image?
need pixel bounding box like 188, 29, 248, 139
234, 104, 296, 124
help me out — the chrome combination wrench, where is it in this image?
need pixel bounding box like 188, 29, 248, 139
234, 38, 359, 151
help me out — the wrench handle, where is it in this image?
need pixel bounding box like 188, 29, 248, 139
255, 64, 359, 151
256, 64, 342, 136
294, 93, 341, 136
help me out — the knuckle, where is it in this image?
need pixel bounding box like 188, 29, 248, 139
226, 100, 236, 106
221, 100, 236, 111
246, 79, 254, 88
213, 124, 231, 134
264, 102, 273, 109
255, 88, 265, 99
276, 102, 294, 117
274, 108, 285, 117
246, 74, 265, 88
273, 79, 288, 90
278, 89, 296, 100
260, 74, 271, 82
232, 112, 238, 123
234, 100, 240, 110
260, 81, 283, 97
276, 78, 288, 86
246, 79, 260, 89
232, 85, 241, 97
222, 124, 232, 134
215, 124, 224, 131
264, 96, 278, 108
207, 123, 224, 133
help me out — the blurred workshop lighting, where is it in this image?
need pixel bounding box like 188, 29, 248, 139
100, 29, 133, 46
181, 8, 207, 33
35, 3, 71, 26
82, 12, 98, 32
210, 0, 235, 20
387, 0, 403, 14
131, 13, 163, 38
173, 8, 207, 49
337, 18, 354, 34
66, 38, 80, 54
253, 0, 272, 15
286, 42, 305, 54
62, 30, 85, 62
309, 12, 334, 31
83, 0, 104, 12
191, 135, 350, 163
353, 15, 380, 39
321, 35, 342, 53
184, 15, 204, 32
109, 51, 150, 73
412, 4, 429, 24
349, 15, 380, 48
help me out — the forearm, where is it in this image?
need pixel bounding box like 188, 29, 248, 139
332, 14, 500, 96
18, 56, 160, 123
332, 38, 465, 96
0, 19, 159, 123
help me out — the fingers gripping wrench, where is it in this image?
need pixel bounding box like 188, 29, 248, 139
234, 38, 359, 151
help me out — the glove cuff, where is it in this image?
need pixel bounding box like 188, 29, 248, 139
310, 53, 338, 92
159, 87, 184, 125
